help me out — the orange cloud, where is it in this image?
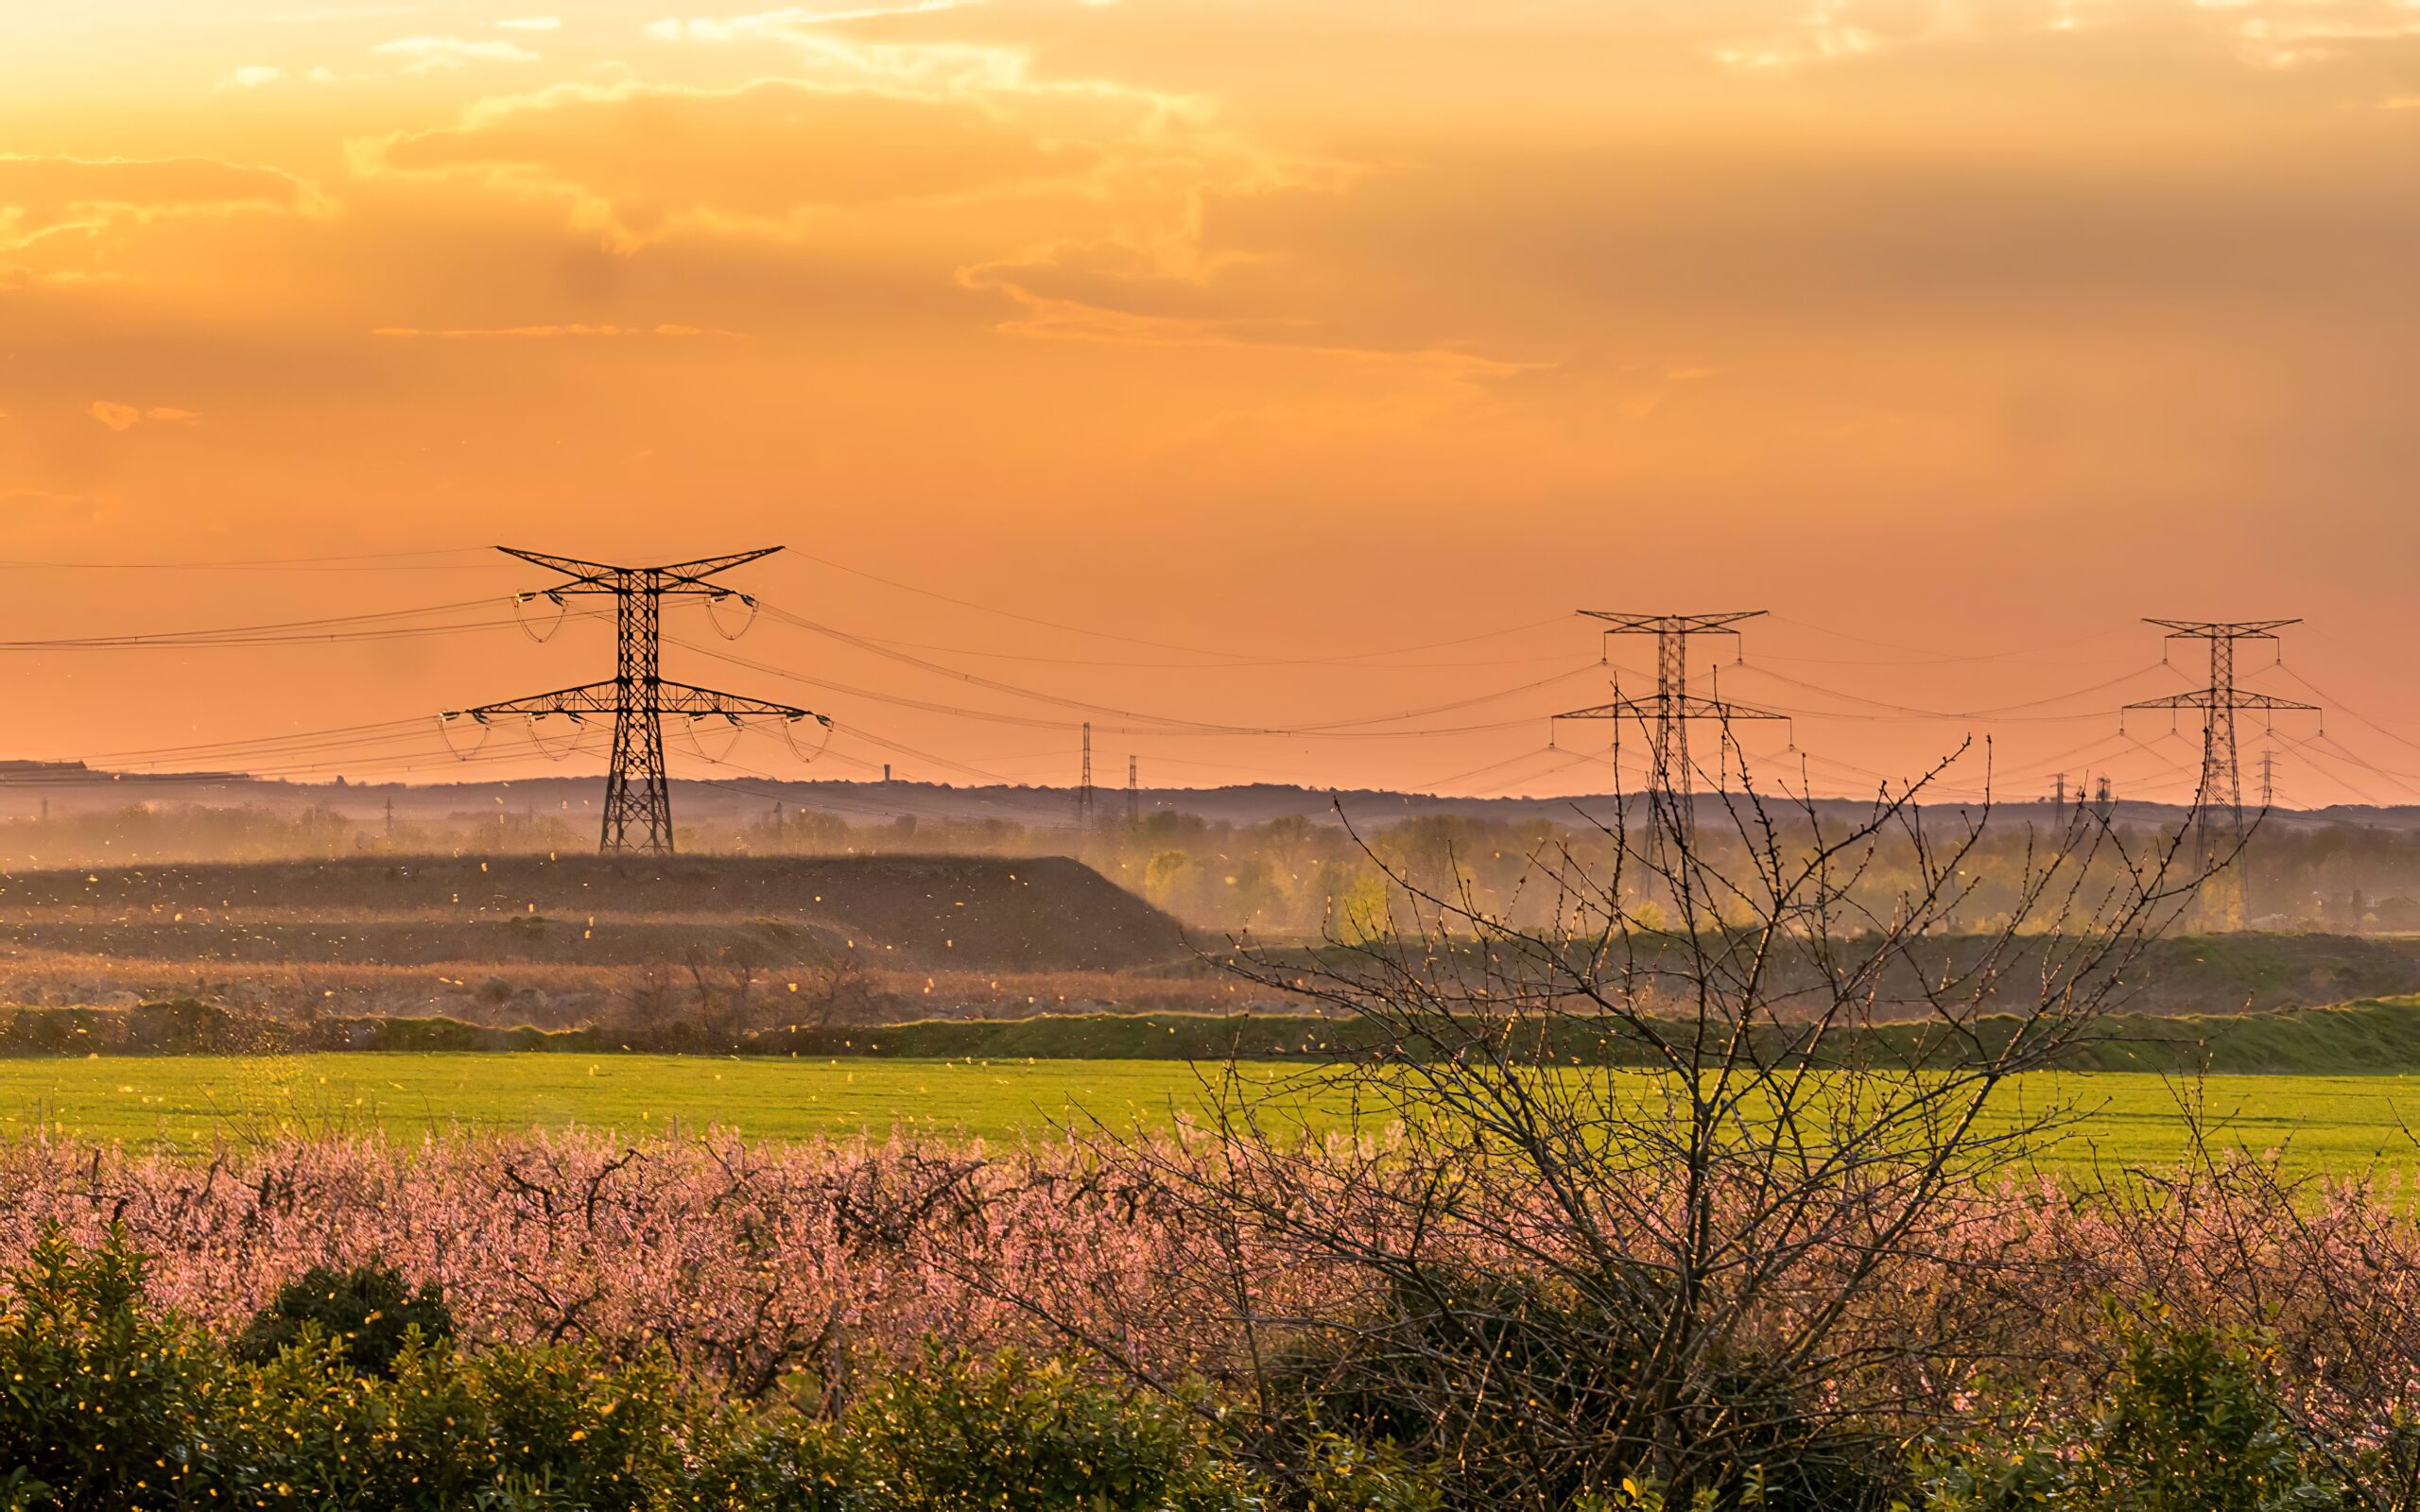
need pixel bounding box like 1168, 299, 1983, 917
0, 154, 325, 263
959, 257, 1532, 383
371, 36, 544, 72
88, 402, 200, 431
643, 2, 991, 41
362, 77, 1109, 248
1, 488, 116, 521
216, 65, 289, 91
370, 323, 742, 338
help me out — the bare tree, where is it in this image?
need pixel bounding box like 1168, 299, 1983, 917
1068, 725, 2218, 1507
791, 944, 877, 1032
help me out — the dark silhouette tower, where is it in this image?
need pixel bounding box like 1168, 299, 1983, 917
1554, 611, 1781, 841
451, 547, 822, 855
1076, 722, 1095, 828
1126, 754, 1139, 826
2125, 618, 2313, 921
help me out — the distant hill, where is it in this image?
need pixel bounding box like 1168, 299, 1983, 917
0, 853, 1188, 972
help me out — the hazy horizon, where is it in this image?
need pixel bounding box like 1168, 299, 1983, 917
5, 1, 2415, 805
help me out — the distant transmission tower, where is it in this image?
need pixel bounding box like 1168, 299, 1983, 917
449, 548, 823, 855
2124, 618, 2314, 919
1554, 611, 1782, 838
1126, 754, 1139, 826
1076, 722, 1095, 828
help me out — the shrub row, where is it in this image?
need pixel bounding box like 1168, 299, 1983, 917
0, 1228, 1437, 1512
19, 997, 2420, 1070
0, 1226, 2368, 1511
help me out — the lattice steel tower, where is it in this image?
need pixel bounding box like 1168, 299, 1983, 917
1554, 611, 1782, 839
1076, 722, 1095, 828
451, 547, 823, 855
2124, 618, 2313, 916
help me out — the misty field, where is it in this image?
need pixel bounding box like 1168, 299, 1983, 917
2, 1052, 2418, 1177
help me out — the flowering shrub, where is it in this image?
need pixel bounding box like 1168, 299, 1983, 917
0, 1133, 1199, 1399
0, 1228, 1284, 1511
3, 1132, 2420, 1505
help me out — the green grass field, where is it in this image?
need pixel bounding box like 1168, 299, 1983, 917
6, 1054, 2420, 1177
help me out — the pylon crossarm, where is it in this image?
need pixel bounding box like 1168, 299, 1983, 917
1554, 699, 1649, 721
1556, 696, 1783, 722
495, 546, 782, 594
653, 680, 823, 722
496, 549, 623, 592
655, 547, 783, 590
2228, 693, 2321, 713
1670, 696, 1784, 721
2125, 692, 2215, 711
2145, 618, 2301, 639
452, 680, 623, 720
1578, 610, 1766, 636
2125, 692, 2317, 713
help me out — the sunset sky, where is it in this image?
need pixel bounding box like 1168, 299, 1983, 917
2, 0, 2416, 806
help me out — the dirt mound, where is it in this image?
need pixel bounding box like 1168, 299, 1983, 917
0, 854, 1186, 972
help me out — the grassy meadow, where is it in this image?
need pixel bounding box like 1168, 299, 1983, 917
5, 1052, 2420, 1178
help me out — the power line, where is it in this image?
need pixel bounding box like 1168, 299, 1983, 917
1732, 662, 2178, 723
758, 601, 1599, 735
786, 546, 1570, 666
0, 597, 524, 651
1763, 613, 2139, 661
0, 547, 495, 572
674, 629, 1566, 741
840, 632, 1579, 672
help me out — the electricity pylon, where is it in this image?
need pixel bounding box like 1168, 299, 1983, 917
1076, 722, 1095, 828
1553, 610, 1782, 841
2125, 618, 2313, 923
450, 547, 824, 855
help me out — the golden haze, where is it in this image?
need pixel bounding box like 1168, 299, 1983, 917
1, 1, 2415, 801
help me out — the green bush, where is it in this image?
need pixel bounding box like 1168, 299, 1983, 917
34, 1231, 2357, 1512
472, 1341, 701, 1509
0, 1226, 213, 1509
0, 1233, 1289, 1512
1910, 1319, 2342, 1511
850, 1347, 1249, 1512
199, 1332, 488, 1509
685, 1405, 864, 1512
233, 1261, 456, 1378
1262, 1268, 1898, 1511
2084, 1324, 2339, 1511
207, 1330, 746, 1511
1267, 1430, 1445, 1512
